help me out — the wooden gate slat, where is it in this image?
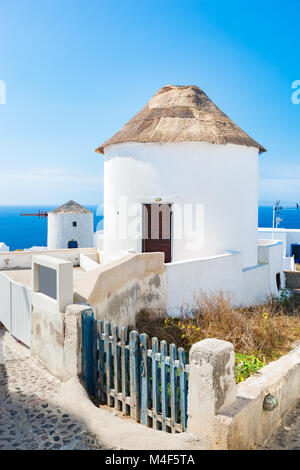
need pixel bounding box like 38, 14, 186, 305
140, 333, 150, 426
98, 320, 106, 404
160, 340, 169, 432
178, 347, 188, 431
129, 330, 140, 421
105, 322, 113, 406
113, 324, 121, 410
120, 326, 128, 415
151, 337, 160, 429
170, 343, 178, 432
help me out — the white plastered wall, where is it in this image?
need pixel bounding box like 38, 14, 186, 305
103, 141, 259, 268
48, 213, 94, 249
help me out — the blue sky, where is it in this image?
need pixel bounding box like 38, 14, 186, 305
0, 0, 299, 206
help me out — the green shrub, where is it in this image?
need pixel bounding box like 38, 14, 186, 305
235, 353, 265, 383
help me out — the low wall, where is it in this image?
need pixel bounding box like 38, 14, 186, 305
258, 227, 300, 258
31, 302, 87, 381
242, 264, 269, 305
258, 239, 284, 294
214, 345, 300, 449
166, 252, 243, 314
74, 253, 166, 327
284, 270, 300, 289
0, 247, 97, 270
0, 271, 32, 346
79, 253, 100, 272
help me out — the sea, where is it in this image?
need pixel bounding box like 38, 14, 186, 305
0, 205, 300, 252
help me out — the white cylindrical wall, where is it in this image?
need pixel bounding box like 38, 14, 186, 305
48, 213, 94, 249
103, 141, 259, 268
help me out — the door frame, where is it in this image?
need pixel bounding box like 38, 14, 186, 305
139, 199, 174, 263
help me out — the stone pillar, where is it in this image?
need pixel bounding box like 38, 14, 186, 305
187, 338, 236, 448
63, 304, 91, 381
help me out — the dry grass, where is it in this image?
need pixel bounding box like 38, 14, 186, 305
136, 291, 300, 363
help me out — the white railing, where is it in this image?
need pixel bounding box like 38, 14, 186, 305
0, 272, 32, 347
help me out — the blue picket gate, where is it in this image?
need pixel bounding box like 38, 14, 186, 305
81, 309, 189, 433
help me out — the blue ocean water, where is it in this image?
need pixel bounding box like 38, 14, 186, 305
0, 205, 299, 252
0, 206, 103, 251
258, 205, 300, 229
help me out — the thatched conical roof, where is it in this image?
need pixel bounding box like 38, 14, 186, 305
96, 85, 266, 154
50, 200, 92, 215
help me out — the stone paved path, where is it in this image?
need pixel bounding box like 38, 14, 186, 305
263, 400, 300, 450
0, 328, 105, 450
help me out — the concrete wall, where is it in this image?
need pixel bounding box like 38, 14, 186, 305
103, 141, 259, 268
74, 252, 166, 327
48, 212, 94, 249
0, 247, 97, 270
215, 345, 300, 449
165, 243, 283, 314
79, 252, 100, 272
166, 252, 243, 314
284, 270, 300, 289
187, 337, 300, 450
94, 230, 104, 251
258, 228, 300, 258
258, 239, 284, 293
31, 302, 87, 381
0, 271, 32, 347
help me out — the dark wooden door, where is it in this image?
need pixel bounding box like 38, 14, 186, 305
142, 204, 172, 263
292, 244, 300, 263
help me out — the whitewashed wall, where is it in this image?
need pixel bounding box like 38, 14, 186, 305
0, 247, 97, 270
0, 272, 32, 347
11, 282, 32, 346
0, 272, 11, 331
166, 252, 243, 314
48, 212, 94, 249
258, 228, 300, 258
258, 239, 284, 293
166, 242, 283, 314
103, 141, 259, 268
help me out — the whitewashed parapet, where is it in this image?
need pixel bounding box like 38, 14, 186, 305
0, 247, 97, 270
32, 255, 73, 313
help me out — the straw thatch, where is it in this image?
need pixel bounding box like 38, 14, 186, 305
96, 85, 266, 154
50, 200, 92, 215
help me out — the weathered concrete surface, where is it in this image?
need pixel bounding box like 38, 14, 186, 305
215, 345, 300, 449
187, 338, 236, 449
59, 377, 203, 450
263, 400, 300, 450
31, 304, 86, 381
0, 328, 105, 450
74, 252, 167, 327
284, 270, 300, 289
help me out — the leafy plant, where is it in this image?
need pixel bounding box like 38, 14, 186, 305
235, 353, 265, 383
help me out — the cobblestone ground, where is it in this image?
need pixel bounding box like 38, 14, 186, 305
0, 328, 105, 450
263, 400, 300, 450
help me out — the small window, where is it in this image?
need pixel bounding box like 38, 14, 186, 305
276, 273, 281, 290
73, 221, 77, 227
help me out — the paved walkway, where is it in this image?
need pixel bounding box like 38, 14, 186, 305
0, 328, 105, 450
263, 400, 300, 450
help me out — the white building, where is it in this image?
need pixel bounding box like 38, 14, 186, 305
94, 85, 283, 309
47, 200, 94, 250
0, 242, 9, 252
